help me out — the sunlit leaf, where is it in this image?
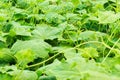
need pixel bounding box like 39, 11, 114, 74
15, 49, 35, 67
98, 11, 120, 24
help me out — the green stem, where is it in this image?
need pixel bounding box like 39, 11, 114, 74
116, 0, 118, 13
27, 41, 113, 68
27, 52, 62, 68
102, 38, 120, 63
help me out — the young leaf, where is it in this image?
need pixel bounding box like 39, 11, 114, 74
15, 49, 35, 67
79, 47, 99, 58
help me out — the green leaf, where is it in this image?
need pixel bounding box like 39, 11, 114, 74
38, 54, 120, 80
0, 34, 5, 42
53, 46, 76, 59
79, 47, 99, 58
13, 13, 28, 20
15, 49, 35, 67
71, 0, 80, 7
59, 2, 74, 13
32, 24, 65, 40
0, 13, 7, 22
0, 65, 17, 73
78, 31, 106, 41
0, 73, 13, 80
5, 22, 31, 36
2, 23, 13, 33
17, 0, 29, 9
98, 11, 120, 24
0, 41, 6, 48
66, 30, 106, 41
10, 26, 31, 36
39, 76, 57, 80
0, 66, 38, 80
36, 57, 83, 80
38, 0, 49, 12
8, 70, 38, 80
45, 12, 65, 24
11, 39, 52, 58
84, 71, 120, 80
66, 13, 78, 19
0, 48, 16, 64
41, 5, 62, 13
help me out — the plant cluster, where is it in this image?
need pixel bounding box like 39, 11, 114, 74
0, 0, 120, 80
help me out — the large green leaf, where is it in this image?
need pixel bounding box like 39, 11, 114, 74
8, 70, 38, 80
32, 24, 65, 40
11, 39, 52, 58
37, 54, 120, 80
98, 11, 120, 24
78, 31, 107, 41
8, 22, 31, 36
66, 30, 107, 41
10, 26, 31, 36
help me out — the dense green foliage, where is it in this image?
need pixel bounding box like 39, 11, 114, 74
0, 0, 120, 80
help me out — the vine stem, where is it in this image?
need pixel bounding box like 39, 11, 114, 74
102, 38, 120, 63
26, 52, 62, 68
27, 41, 114, 68
116, 0, 118, 13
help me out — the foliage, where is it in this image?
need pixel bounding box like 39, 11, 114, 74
0, 0, 120, 80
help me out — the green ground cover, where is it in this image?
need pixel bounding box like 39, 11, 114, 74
0, 0, 120, 80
